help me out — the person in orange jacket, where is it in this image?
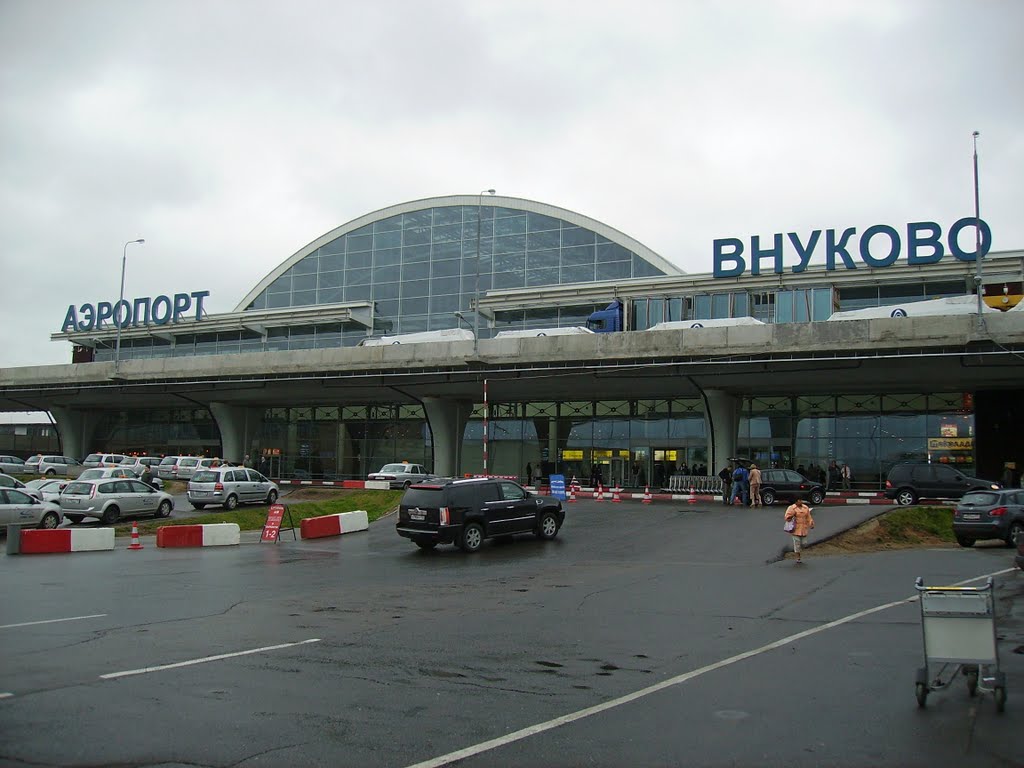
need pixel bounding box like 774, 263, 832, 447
784, 498, 815, 565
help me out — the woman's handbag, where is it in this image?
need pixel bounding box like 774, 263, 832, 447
784, 518, 795, 532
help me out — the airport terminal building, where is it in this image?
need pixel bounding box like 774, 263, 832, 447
4, 194, 1024, 489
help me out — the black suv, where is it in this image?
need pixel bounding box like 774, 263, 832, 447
758, 469, 826, 506
396, 477, 564, 552
884, 462, 1000, 506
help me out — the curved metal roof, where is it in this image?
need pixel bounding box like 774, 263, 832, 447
234, 194, 682, 312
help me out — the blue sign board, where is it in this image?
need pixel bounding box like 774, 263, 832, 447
548, 474, 567, 501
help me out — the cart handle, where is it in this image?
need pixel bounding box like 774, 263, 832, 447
915, 576, 993, 593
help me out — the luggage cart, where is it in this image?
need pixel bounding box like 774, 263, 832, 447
914, 576, 1006, 711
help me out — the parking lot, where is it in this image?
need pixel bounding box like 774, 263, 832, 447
1, 499, 1022, 767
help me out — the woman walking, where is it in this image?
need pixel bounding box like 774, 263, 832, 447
784, 498, 815, 565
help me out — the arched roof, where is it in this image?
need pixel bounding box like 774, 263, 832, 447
234, 194, 681, 312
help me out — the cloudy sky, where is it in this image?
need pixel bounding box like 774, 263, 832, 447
1, 0, 1021, 369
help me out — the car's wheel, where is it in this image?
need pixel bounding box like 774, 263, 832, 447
39, 511, 60, 529
955, 535, 975, 548
536, 511, 560, 540
459, 522, 484, 553
267, 489, 278, 504
156, 500, 172, 518
760, 489, 776, 506
403, 480, 412, 489
1005, 521, 1024, 547
896, 488, 917, 506
224, 494, 239, 511
65, 514, 84, 524
415, 539, 437, 551
45, 468, 56, 476
810, 489, 825, 505
101, 505, 120, 525
192, 503, 206, 510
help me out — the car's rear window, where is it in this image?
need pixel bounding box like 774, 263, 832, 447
960, 491, 999, 506
159, 456, 178, 465
64, 481, 93, 495
401, 487, 445, 507
380, 464, 407, 473
84, 454, 102, 463
179, 458, 200, 467
192, 471, 219, 482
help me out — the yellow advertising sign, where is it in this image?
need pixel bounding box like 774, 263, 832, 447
928, 437, 973, 451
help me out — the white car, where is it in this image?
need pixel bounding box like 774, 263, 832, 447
367, 463, 435, 489
0, 488, 61, 529
187, 467, 279, 510
77, 467, 141, 481
24, 455, 84, 477
0, 455, 28, 474
59, 478, 174, 525
23, 477, 69, 503
82, 453, 128, 469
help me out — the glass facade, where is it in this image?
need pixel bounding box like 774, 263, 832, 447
86, 393, 975, 490
245, 204, 665, 343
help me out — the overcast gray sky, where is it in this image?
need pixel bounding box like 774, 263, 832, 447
1, 0, 1021, 369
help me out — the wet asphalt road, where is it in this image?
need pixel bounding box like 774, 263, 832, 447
2, 498, 1022, 768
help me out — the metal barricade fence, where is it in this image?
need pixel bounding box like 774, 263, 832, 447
667, 474, 724, 494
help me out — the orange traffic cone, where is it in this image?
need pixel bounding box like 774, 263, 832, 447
595, 483, 604, 502
128, 521, 144, 550
567, 484, 577, 503
642, 486, 652, 504
688, 487, 697, 504
612, 485, 621, 503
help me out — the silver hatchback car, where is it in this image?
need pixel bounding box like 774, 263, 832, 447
0, 488, 62, 529
59, 478, 174, 525
187, 467, 279, 510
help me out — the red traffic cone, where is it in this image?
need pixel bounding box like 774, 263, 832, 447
128, 521, 144, 550
612, 485, 622, 503
642, 486, 652, 504
688, 487, 697, 504
595, 483, 604, 502
567, 484, 577, 503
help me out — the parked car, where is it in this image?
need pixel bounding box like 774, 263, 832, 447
23, 477, 69, 504
24, 455, 84, 477
119, 456, 164, 473
78, 467, 141, 481
368, 462, 435, 489
757, 469, 826, 506
82, 453, 128, 469
396, 476, 564, 552
157, 455, 184, 480
0, 455, 28, 474
952, 489, 1024, 547
1015, 525, 1024, 571
59, 478, 174, 524
884, 462, 1000, 506
0, 473, 42, 500
0, 488, 61, 529
187, 467, 279, 510
173, 457, 205, 481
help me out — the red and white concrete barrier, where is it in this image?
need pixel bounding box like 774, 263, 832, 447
14, 528, 115, 554
157, 523, 241, 548
300, 510, 369, 540
362, 480, 392, 491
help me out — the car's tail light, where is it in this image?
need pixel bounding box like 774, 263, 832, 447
990, 507, 1008, 517
885, 480, 893, 489
214, 482, 223, 491
439, 507, 450, 525
89, 485, 97, 498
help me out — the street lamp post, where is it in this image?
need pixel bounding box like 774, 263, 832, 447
473, 189, 496, 357
114, 238, 145, 375
972, 131, 983, 320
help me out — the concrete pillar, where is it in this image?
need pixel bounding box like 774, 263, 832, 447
422, 397, 472, 478
209, 402, 263, 464
49, 406, 101, 459
704, 390, 741, 472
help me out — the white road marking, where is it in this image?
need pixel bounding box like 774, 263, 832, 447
100, 638, 321, 680
0, 614, 107, 630
0, 693, 13, 699
403, 568, 1015, 768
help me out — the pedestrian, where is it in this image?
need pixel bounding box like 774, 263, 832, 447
748, 463, 762, 507
1000, 463, 1014, 488
827, 460, 840, 491
784, 498, 815, 565
526, 462, 533, 485
140, 464, 155, 489
731, 462, 750, 505
840, 462, 852, 490
718, 465, 733, 504
259, 455, 269, 476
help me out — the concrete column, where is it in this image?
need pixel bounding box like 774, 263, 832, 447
422, 397, 472, 478
49, 406, 101, 459
704, 390, 741, 472
209, 402, 264, 464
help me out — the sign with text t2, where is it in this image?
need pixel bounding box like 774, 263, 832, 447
261, 503, 289, 542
